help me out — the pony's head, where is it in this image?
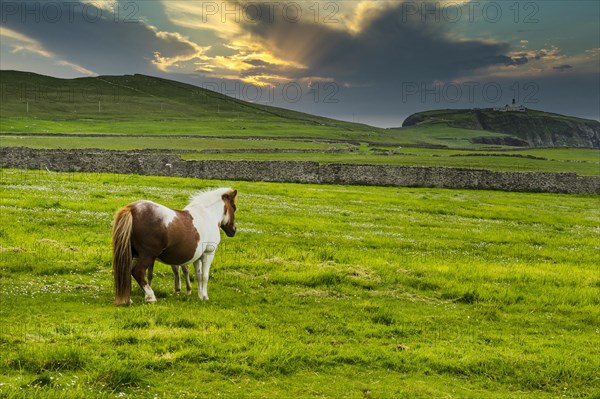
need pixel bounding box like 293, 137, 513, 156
220, 189, 238, 237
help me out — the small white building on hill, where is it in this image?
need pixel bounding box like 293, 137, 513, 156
493, 99, 527, 112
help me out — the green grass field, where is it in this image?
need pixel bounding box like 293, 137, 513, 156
1, 134, 598, 175
1, 169, 598, 398
181, 147, 600, 175
0, 135, 351, 152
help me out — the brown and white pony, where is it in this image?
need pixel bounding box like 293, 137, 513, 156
112, 188, 237, 305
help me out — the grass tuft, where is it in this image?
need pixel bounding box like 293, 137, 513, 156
306, 271, 347, 287
456, 289, 481, 304
93, 364, 148, 391
8, 346, 87, 373
371, 308, 397, 326
24, 372, 54, 388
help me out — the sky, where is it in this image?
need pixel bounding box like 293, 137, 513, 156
1, 0, 599, 127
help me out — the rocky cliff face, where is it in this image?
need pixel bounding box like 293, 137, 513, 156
403, 109, 600, 148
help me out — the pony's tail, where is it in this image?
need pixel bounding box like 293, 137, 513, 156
112, 207, 133, 306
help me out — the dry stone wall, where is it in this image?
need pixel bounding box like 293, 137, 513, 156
1, 147, 598, 194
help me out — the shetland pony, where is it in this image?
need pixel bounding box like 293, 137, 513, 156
111, 188, 237, 305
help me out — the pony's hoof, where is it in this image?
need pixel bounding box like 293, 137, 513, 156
145, 297, 157, 304
186, 290, 192, 296
115, 300, 132, 307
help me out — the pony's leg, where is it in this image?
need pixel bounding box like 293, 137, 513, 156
193, 259, 203, 300
200, 253, 214, 301
147, 263, 154, 287
132, 256, 157, 304
171, 265, 181, 293
182, 265, 192, 295
128, 258, 139, 304
193, 258, 203, 300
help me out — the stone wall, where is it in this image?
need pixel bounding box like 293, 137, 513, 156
1, 147, 598, 194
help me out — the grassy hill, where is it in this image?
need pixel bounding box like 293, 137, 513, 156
402, 108, 600, 148
0, 70, 381, 140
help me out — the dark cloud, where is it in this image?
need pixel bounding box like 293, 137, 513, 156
238, 61, 296, 81
1, 1, 200, 75
242, 3, 524, 84
244, 59, 271, 67
507, 54, 529, 65
553, 64, 573, 72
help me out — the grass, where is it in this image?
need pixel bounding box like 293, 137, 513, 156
0, 135, 351, 152
404, 107, 599, 125
0, 70, 383, 141
1, 134, 598, 175
0, 118, 378, 140
181, 147, 600, 175
0, 168, 599, 398
385, 125, 510, 147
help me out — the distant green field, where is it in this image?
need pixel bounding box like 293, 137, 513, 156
182, 147, 600, 175
1, 169, 598, 398
0, 135, 350, 152
501, 148, 600, 162
0, 118, 377, 140
0, 117, 511, 149
384, 125, 510, 147
2, 133, 598, 175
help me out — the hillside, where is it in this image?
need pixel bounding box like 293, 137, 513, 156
0, 70, 381, 140
402, 108, 600, 148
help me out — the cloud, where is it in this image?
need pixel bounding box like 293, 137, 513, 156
553, 64, 573, 72
532, 47, 564, 62
240, 2, 525, 85
1, 27, 53, 58
1, 1, 208, 75
1, 26, 95, 75
151, 31, 211, 72
160, 0, 507, 86
585, 48, 600, 55
502, 54, 529, 66
162, 1, 243, 37
483, 45, 597, 78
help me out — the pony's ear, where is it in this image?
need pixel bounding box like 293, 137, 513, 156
222, 189, 237, 201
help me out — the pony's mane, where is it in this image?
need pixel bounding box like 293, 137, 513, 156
186, 187, 232, 209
